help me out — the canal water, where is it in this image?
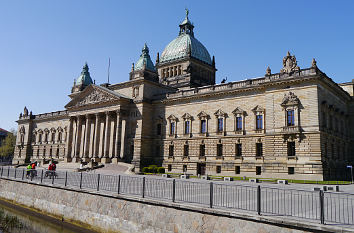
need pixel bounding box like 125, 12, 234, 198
0, 201, 97, 233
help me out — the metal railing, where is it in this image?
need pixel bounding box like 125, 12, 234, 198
0, 166, 353, 226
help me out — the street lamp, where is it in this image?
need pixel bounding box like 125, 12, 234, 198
347, 165, 353, 184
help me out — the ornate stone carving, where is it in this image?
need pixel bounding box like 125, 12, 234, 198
182, 113, 193, 120
167, 114, 178, 121
214, 109, 227, 117
311, 58, 317, 68
232, 107, 245, 116
197, 111, 209, 119
19, 126, 25, 134
280, 51, 300, 74
23, 106, 28, 117
252, 105, 264, 113
266, 66, 271, 76
281, 92, 300, 106
76, 89, 115, 107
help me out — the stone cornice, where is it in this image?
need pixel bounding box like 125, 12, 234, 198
109, 77, 176, 91
17, 110, 69, 124
154, 67, 351, 105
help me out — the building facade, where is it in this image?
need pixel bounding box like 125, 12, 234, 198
14, 12, 354, 180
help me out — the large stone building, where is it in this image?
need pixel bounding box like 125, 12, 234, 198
14, 12, 354, 180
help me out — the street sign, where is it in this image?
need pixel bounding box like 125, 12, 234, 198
347, 165, 353, 168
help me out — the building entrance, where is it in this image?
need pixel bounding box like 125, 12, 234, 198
197, 163, 206, 175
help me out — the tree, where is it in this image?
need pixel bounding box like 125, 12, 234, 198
0, 130, 16, 158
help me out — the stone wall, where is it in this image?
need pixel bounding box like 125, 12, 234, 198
0, 178, 341, 233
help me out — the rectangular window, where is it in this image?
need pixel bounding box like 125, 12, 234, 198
236, 117, 242, 130
217, 144, 223, 157
170, 122, 175, 135
168, 164, 172, 172
235, 166, 240, 174
287, 141, 295, 157
218, 118, 223, 132
216, 166, 221, 174
157, 124, 162, 135
235, 143, 242, 157
287, 110, 295, 126
184, 144, 189, 157
256, 143, 263, 157
201, 120, 206, 133
256, 115, 263, 129
200, 144, 205, 157
183, 165, 187, 172
256, 166, 261, 175
288, 167, 295, 175
184, 121, 190, 134
169, 145, 174, 157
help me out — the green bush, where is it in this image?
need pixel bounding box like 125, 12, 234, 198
157, 167, 165, 174
148, 165, 158, 173
142, 167, 151, 173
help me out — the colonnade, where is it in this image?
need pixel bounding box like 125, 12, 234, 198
66, 110, 126, 162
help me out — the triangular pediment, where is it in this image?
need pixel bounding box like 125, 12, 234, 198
214, 109, 227, 117
65, 85, 126, 109
182, 113, 193, 120
252, 105, 264, 112
232, 107, 245, 115
197, 111, 209, 119
167, 114, 178, 121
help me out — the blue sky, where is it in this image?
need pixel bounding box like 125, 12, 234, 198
0, 0, 353, 131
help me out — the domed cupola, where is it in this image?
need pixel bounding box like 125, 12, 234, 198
134, 43, 156, 72
130, 43, 158, 82
71, 63, 94, 94
156, 10, 216, 89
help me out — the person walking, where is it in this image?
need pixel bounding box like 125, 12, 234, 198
26, 164, 32, 178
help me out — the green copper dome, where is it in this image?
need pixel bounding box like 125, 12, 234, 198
160, 11, 212, 65
76, 63, 93, 86
134, 43, 156, 72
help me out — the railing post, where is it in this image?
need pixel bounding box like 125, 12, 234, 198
41, 170, 43, 183
64, 171, 68, 187
14, 168, 16, 179
7, 167, 10, 178
79, 172, 83, 189
172, 179, 176, 202
257, 185, 261, 215
97, 174, 100, 191
142, 177, 146, 198
320, 190, 325, 224
22, 169, 24, 180
210, 182, 213, 208
30, 170, 33, 181
117, 175, 121, 194
0, 166, 3, 177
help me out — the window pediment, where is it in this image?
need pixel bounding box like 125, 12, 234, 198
167, 114, 178, 121
252, 105, 264, 113
281, 92, 300, 107
44, 128, 49, 133
232, 107, 245, 116
50, 127, 56, 133
182, 113, 193, 120
214, 109, 227, 117
197, 111, 209, 119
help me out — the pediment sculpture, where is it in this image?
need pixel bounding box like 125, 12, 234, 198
280, 51, 300, 74
281, 92, 300, 106
76, 89, 116, 107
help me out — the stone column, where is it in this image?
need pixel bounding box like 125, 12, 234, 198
112, 110, 121, 163
93, 113, 100, 161
71, 117, 77, 158
102, 112, 111, 163
83, 114, 91, 161
64, 117, 74, 162
75, 116, 83, 162
120, 119, 126, 159
80, 116, 86, 158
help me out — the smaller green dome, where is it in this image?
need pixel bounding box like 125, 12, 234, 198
134, 43, 156, 72
76, 63, 93, 86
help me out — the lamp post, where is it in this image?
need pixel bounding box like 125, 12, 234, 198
347, 165, 353, 184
